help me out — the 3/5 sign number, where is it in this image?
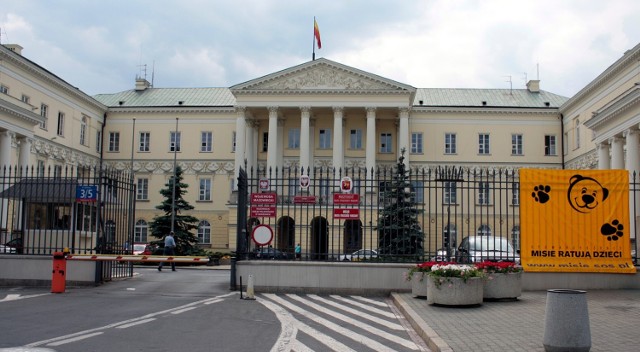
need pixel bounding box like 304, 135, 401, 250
76, 185, 98, 202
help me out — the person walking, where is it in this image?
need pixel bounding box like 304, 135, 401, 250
295, 243, 301, 260
158, 231, 177, 271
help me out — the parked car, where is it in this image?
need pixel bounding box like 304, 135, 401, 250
253, 247, 292, 260
3, 238, 23, 254
456, 236, 520, 264
133, 243, 148, 255
338, 249, 378, 261
430, 247, 456, 262
0, 244, 16, 254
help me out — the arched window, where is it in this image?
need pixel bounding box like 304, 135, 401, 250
134, 219, 148, 243
198, 220, 211, 244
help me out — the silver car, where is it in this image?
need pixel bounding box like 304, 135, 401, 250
338, 249, 378, 261
0, 244, 16, 254
456, 236, 520, 264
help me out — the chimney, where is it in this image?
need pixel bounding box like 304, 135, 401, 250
135, 78, 151, 91
526, 80, 540, 93
4, 44, 23, 55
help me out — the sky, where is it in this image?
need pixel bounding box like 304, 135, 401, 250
1, 0, 640, 98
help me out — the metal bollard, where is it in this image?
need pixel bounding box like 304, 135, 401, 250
543, 289, 591, 352
51, 251, 67, 293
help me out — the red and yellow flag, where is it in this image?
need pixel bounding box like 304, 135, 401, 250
314, 18, 322, 49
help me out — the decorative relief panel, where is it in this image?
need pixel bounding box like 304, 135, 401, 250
259, 66, 393, 91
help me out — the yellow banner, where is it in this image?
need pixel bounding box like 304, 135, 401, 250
520, 169, 635, 273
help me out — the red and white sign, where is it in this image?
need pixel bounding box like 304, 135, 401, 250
333, 193, 360, 205
250, 205, 276, 218
259, 178, 270, 190
251, 192, 277, 204
340, 177, 353, 193
252, 224, 274, 246
294, 195, 317, 204
300, 175, 310, 190
333, 208, 360, 219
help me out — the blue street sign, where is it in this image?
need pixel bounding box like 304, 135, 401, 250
76, 185, 98, 202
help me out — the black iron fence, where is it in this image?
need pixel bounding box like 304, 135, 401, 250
235, 165, 639, 264
0, 165, 135, 280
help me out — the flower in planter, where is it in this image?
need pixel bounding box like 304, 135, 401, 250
475, 260, 523, 275
427, 263, 484, 287
407, 261, 454, 281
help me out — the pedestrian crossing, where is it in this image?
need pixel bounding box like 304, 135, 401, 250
258, 293, 429, 352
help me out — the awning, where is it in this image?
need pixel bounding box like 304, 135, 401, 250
0, 178, 78, 202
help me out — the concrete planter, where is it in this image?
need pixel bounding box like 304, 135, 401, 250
410, 272, 428, 298
427, 276, 483, 306
483, 271, 522, 301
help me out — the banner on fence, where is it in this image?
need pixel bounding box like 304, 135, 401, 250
520, 169, 635, 273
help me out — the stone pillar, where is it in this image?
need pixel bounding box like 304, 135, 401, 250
276, 118, 285, 171
300, 107, 311, 174
266, 106, 279, 176
245, 119, 258, 175
332, 106, 344, 173
398, 107, 410, 167
597, 142, 611, 170
233, 107, 247, 190
0, 131, 14, 170
610, 136, 624, 169
366, 107, 377, 179
18, 137, 32, 174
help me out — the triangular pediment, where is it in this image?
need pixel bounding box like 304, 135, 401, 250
231, 58, 415, 93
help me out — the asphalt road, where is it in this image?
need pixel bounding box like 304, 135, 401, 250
0, 267, 280, 352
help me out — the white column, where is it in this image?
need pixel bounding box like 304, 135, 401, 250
266, 106, 279, 175
332, 107, 344, 173
18, 137, 32, 173
300, 107, 311, 174
233, 107, 247, 190
309, 119, 316, 172
0, 131, 14, 170
597, 142, 611, 170
398, 107, 410, 167
610, 136, 624, 169
245, 119, 256, 174
366, 107, 377, 179
276, 118, 284, 171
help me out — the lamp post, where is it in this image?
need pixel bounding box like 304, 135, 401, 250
171, 117, 179, 233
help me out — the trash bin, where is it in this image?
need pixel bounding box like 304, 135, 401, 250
543, 289, 591, 352
51, 251, 67, 293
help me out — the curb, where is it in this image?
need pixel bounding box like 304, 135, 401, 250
390, 292, 453, 352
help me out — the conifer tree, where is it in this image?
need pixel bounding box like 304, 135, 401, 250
149, 166, 201, 255
376, 149, 424, 260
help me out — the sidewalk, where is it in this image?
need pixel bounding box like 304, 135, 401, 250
392, 290, 640, 352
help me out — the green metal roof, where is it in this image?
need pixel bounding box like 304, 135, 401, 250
93, 87, 235, 107
413, 88, 568, 108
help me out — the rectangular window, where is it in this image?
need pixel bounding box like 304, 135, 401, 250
262, 132, 269, 152
108, 132, 120, 152
0, 85, 8, 94
288, 128, 300, 149
170, 131, 181, 152
411, 181, 424, 203
478, 182, 490, 205
478, 133, 490, 154
139, 132, 150, 152
201, 131, 212, 152
319, 129, 331, 149
199, 178, 212, 201
350, 129, 362, 149
378, 181, 392, 204
37, 160, 45, 177
575, 120, 581, 149
57, 112, 65, 136
319, 179, 331, 204
545, 135, 557, 156
445, 133, 457, 154
75, 204, 96, 232
39, 104, 48, 130
380, 133, 392, 153
21, 94, 30, 104
411, 132, 423, 154
198, 222, 211, 244
80, 116, 88, 146
96, 131, 102, 153
512, 182, 519, 205
512, 134, 523, 155
444, 181, 457, 204
137, 178, 149, 200
232, 131, 236, 152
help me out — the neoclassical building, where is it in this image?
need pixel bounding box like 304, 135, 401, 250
2, 41, 639, 253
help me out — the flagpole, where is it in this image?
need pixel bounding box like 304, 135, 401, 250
312, 17, 316, 61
